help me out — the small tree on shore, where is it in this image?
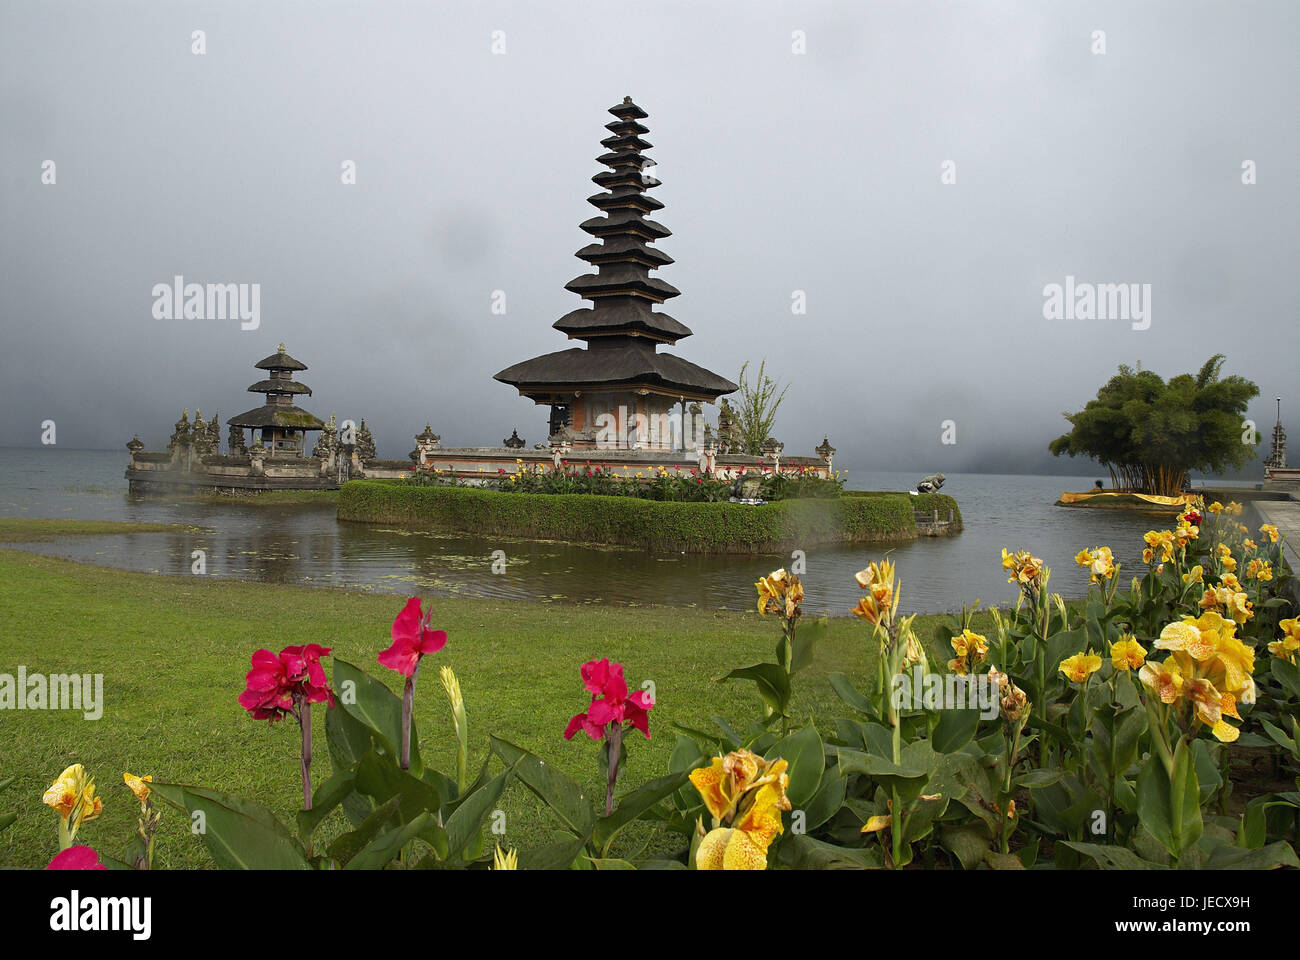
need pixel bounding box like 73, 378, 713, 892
732, 360, 789, 456
1049, 354, 1259, 496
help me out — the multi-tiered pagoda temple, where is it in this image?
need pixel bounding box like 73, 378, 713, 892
227, 344, 325, 456
495, 97, 737, 450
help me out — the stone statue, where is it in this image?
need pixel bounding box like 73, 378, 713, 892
355, 419, 377, 463
716, 398, 739, 455
168, 410, 191, 453
312, 413, 338, 460
228, 423, 248, 456
191, 409, 216, 457
207, 411, 221, 451
917, 473, 946, 494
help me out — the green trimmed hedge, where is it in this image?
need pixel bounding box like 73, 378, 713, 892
338, 481, 922, 553
843, 490, 962, 528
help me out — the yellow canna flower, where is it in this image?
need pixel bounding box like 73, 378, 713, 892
1198, 585, 1253, 624
1182, 565, 1204, 585
1246, 558, 1273, 582
43, 766, 84, 820
1001, 548, 1045, 588
696, 827, 769, 870
1139, 656, 1185, 703
689, 758, 733, 822
851, 560, 897, 625
1110, 636, 1147, 671
43, 764, 102, 847
493, 844, 518, 870
1143, 530, 1176, 564
690, 750, 791, 870
1059, 651, 1103, 683
1270, 619, 1300, 663
1207, 502, 1223, 514
1151, 613, 1256, 709
1260, 523, 1279, 543
1156, 619, 1218, 662
123, 772, 152, 804
860, 814, 892, 835
1075, 546, 1115, 583
1183, 676, 1240, 743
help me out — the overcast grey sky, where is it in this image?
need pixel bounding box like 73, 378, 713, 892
2, 1, 1296, 474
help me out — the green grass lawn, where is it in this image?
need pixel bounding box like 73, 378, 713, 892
0, 548, 990, 869
0, 518, 205, 542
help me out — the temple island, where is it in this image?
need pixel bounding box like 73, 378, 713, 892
125, 98, 835, 496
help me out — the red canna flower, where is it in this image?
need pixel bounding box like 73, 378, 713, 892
239, 644, 335, 721
46, 846, 106, 870
378, 597, 447, 677
564, 658, 654, 741
282, 644, 335, 706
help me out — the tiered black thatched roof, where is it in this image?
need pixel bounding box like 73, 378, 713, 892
495, 98, 737, 403
228, 343, 325, 432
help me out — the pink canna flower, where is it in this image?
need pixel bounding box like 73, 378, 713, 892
378, 597, 448, 677
46, 845, 106, 870
238, 644, 335, 722
282, 644, 335, 706
564, 658, 654, 741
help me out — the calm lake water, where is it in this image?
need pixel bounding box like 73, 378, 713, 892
0, 448, 1257, 615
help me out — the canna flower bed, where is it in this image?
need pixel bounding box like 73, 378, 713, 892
9, 498, 1299, 870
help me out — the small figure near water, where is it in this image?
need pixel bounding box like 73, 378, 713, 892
917, 473, 946, 494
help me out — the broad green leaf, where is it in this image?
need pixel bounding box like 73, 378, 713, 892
827, 672, 878, 718
332, 659, 422, 775
777, 834, 882, 870
1260, 718, 1297, 755
801, 770, 848, 831
344, 812, 435, 870
354, 749, 441, 823
1015, 768, 1063, 789
149, 781, 310, 870
297, 766, 355, 840
717, 663, 791, 717
491, 736, 595, 839
1137, 742, 1202, 860
594, 770, 690, 855
517, 835, 587, 871
1240, 795, 1300, 849
931, 708, 980, 754
790, 616, 826, 675
940, 824, 991, 870
444, 765, 515, 861
983, 849, 1025, 870
328, 795, 402, 865
1062, 842, 1162, 869
1204, 841, 1300, 870
767, 724, 823, 808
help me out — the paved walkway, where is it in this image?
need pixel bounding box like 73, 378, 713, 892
1253, 499, 1300, 609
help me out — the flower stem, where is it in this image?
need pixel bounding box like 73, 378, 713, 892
401, 659, 421, 770
298, 696, 313, 809
605, 722, 623, 817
